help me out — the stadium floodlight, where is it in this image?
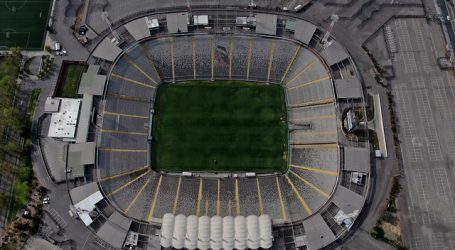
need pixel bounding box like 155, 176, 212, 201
322, 14, 339, 48
101, 11, 121, 42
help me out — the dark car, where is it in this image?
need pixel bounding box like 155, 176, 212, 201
79, 25, 88, 36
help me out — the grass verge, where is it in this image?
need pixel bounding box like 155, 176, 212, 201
57, 64, 85, 98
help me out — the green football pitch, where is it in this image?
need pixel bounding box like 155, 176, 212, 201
151, 81, 288, 173
0, 0, 51, 49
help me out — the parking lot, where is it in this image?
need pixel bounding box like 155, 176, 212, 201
390, 18, 455, 249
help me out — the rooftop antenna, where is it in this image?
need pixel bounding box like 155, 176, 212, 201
322, 14, 339, 48
101, 11, 121, 42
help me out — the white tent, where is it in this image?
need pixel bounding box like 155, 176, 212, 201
259, 214, 273, 249
210, 216, 223, 250
185, 215, 198, 249
198, 216, 210, 250
247, 215, 260, 249
172, 214, 186, 249
222, 216, 235, 250
160, 213, 175, 248
234, 216, 247, 250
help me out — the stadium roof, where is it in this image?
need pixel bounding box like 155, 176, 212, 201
255, 14, 277, 35
97, 211, 132, 249
320, 41, 350, 66
294, 20, 317, 45
78, 65, 107, 96
67, 142, 96, 178
332, 185, 366, 213
75, 191, 103, 225
75, 94, 93, 143
302, 214, 336, 250
70, 182, 99, 204
166, 13, 188, 33
93, 37, 123, 62
124, 18, 151, 41
44, 97, 60, 113
335, 78, 363, 99
344, 146, 370, 173
48, 98, 81, 138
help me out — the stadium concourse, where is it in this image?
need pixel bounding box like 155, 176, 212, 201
64, 11, 371, 250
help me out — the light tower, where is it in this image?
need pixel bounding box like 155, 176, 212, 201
101, 11, 121, 43
322, 14, 339, 48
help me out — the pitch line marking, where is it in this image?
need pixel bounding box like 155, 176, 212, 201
288, 76, 331, 90
103, 111, 148, 119
275, 176, 288, 222
285, 175, 313, 215
99, 129, 147, 135
125, 176, 151, 213
123, 55, 157, 84
172, 176, 182, 215
290, 164, 338, 175
286, 58, 318, 85
107, 170, 150, 196
98, 148, 147, 153
111, 73, 155, 88
256, 178, 264, 215
289, 170, 330, 198
235, 178, 240, 216
281, 46, 301, 84
147, 175, 163, 221
101, 166, 148, 182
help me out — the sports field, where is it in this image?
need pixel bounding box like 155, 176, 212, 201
151, 81, 288, 173
0, 0, 51, 49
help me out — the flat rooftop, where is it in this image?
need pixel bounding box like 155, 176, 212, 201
48, 98, 81, 138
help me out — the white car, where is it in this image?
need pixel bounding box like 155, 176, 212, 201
42, 200, 49, 205
43, 196, 50, 202
447, 15, 451, 21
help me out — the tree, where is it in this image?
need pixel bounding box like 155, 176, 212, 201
2, 107, 23, 131
0, 191, 9, 210
0, 142, 21, 156
0, 162, 14, 176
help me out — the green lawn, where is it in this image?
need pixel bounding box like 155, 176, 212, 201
56, 64, 85, 98
151, 81, 288, 173
0, 0, 51, 49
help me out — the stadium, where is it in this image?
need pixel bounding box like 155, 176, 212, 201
60, 10, 371, 250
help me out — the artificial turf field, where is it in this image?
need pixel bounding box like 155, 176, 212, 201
0, 0, 51, 49
151, 81, 288, 173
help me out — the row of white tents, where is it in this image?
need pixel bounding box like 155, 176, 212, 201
160, 213, 273, 249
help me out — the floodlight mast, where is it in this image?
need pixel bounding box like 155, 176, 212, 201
322, 14, 339, 48
101, 11, 121, 42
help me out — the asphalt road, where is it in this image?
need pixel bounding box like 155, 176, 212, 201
439, 0, 455, 51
